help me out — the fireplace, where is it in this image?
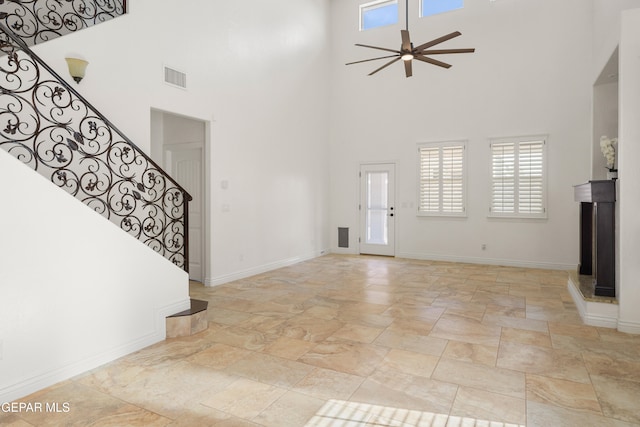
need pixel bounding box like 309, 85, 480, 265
574, 180, 616, 297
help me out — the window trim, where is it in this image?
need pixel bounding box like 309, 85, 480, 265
417, 140, 467, 218
488, 135, 548, 219
359, 0, 398, 31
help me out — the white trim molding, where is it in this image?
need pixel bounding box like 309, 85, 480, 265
567, 279, 619, 329
617, 320, 640, 335
0, 298, 189, 403
205, 250, 329, 287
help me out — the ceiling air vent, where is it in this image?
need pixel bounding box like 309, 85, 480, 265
164, 66, 187, 89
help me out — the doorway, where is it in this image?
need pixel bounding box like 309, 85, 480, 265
165, 143, 205, 281
359, 163, 395, 256
150, 110, 208, 282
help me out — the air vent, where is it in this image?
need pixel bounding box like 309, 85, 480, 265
338, 227, 349, 248
164, 66, 187, 89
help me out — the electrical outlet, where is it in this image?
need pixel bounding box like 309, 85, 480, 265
481, 244, 487, 250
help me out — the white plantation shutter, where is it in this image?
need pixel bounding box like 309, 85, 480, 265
518, 141, 545, 214
442, 145, 464, 213
491, 142, 516, 214
418, 142, 466, 215
490, 137, 546, 218
419, 147, 440, 212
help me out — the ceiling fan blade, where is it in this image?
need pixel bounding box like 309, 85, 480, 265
355, 43, 401, 54
404, 59, 412, 78
401, 30, 412, 51
368, 57, 402, 75
413, 31, 462, 52
420, 48, 475, 55
414, 54, 452, 69
346, 54, 400, 66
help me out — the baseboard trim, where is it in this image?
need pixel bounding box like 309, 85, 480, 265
0, 298, 190, 403
567, 278, 619, 329
205, 250, 329, 287
396, 251, 577, 271
330, 247, 358, 255
1, 333, 159, 403
617, 319, 640, 335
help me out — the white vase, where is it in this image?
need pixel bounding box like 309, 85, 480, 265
607, 169, 618, 180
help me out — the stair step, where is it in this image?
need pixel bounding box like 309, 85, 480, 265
168, 299, 208, 317
166, 299, 209, 338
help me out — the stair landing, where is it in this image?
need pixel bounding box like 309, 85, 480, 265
166, 299, 209, 338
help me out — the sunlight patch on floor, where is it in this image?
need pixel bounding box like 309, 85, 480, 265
304, 399, 525, 427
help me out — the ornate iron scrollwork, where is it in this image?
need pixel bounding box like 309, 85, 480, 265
0, 23, 191, 270
0, 0, 126, 47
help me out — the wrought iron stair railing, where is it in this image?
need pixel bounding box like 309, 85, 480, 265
0, 23, 192, 271
0, 0, 126, 48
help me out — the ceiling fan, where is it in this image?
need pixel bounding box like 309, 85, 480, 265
346, 0, 475, 77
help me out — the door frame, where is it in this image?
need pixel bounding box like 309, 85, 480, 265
164, 141, 206, 282
150, 109, 211, 284
359, 162, 396, 257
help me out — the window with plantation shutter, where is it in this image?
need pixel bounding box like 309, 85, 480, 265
418, 141, 466, 216
490, 136, 547, 218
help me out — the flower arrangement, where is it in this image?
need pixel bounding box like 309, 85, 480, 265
600, 135, 618, 171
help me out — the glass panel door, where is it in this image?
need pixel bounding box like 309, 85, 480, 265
360, 163, 395, 256
366, 171, 389, 245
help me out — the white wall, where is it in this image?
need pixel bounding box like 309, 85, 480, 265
329, 0, 592, 269
0, 150, 189, 402
31, 0, 332, 286
592, 81, 618, 179
592, 0, 640, 74
617, 8, 640, 334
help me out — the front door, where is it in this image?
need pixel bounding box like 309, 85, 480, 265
359, 163, 395, 256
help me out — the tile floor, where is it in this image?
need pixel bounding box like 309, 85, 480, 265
3, 255, 640, 426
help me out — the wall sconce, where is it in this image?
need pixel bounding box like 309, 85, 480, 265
65, 57, 89, 83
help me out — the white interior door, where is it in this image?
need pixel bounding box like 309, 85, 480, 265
359, 163, 395, 256
165, 144, 204, 281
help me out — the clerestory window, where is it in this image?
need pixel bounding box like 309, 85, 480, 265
360, 0, 398, 31
420, 0, 464, 17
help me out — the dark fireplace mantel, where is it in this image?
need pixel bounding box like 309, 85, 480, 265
574, 180, 616, 297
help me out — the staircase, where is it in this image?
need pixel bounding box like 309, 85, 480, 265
0, 3, 191, 270
0, 0, 127, 48
166, 298, 209, 338
0, 0, 206, 403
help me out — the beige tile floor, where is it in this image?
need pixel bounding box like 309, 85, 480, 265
3, 254, 640, 426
